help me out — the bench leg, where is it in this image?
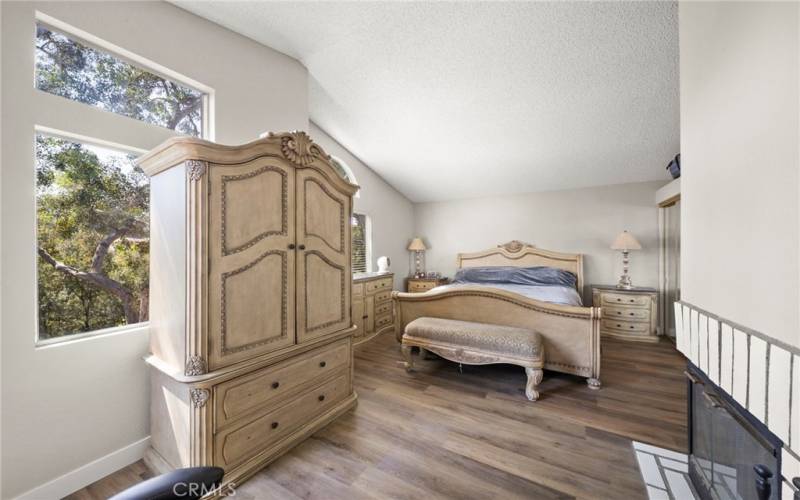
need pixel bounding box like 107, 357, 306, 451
401, 344, 414, 372
587, 378, 602, 390
524, 367, 543, 401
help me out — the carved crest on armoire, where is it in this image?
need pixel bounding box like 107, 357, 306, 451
137, 131, 359, 490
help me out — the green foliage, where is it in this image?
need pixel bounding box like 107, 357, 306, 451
36, 136, 149, 339
35, 25, 203, 136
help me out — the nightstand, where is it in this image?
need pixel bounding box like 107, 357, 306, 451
591, 285, 658, 342
406, 277, 448, 293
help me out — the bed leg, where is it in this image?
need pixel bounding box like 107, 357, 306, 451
587, 377, 602, 390
524, 367, 543, 401
401, 344, 414, 372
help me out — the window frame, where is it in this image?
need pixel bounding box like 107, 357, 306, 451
29, 13, 213, 346
351, 212, 373, 274
33, 128, 152, 346
34, 12, 214, 140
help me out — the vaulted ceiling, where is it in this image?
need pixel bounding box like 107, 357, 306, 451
174, 1, 678, 202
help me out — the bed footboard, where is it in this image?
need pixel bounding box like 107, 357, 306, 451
392, 286, 601, 383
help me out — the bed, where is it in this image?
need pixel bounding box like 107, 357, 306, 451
392, 241, 602, 387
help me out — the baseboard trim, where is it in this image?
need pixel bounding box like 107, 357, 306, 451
14, 436, 150, 500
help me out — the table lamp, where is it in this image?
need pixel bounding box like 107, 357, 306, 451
407, 238, 427, 278
611, 230, 642, 289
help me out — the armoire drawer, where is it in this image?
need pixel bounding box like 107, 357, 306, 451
366, 277, 393, 293
604, 306, 650, 321
374, 290, 392, 303
214, 339, 350, 430
214, 372, 351, 469
601, 319, 650, 334
601, 293, 650, 308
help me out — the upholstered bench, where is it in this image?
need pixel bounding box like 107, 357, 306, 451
401, 317, 545, 401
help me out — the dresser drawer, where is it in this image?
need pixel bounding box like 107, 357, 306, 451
374, 313, 393, 329
601, 292, 650, 308
602, 319, 650, 334
375, 302, 392, 316
352, 282, 364, 298
214, 372, 350, 469
604, 306, 650, 321
366, 277, 393, 293
214, 340, 350, 430
375, 290, 391, 303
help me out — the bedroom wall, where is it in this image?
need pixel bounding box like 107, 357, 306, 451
679, 3, 800, 495
1, 2, 307, 498
680, 1, 800, 348
413, 180, 666, 301
310, 123, 414, 289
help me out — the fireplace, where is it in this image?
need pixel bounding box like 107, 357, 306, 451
686, 363, 783, 500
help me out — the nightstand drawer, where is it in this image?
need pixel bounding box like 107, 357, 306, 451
604, 306, 650, 321
601, 292, 650, 308
602, 319, 650, 334
409, 281, 436, 292
375, 290, 391, 303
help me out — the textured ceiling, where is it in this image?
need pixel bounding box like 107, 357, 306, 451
173, 1, 678, 202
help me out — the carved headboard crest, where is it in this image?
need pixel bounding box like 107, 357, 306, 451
270, 131, 330, 167
498, 240, 533, 253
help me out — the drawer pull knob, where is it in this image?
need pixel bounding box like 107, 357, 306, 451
271, 381, 280, 389
363, 315, 368, 319
616, 312, 621, 315
617, 324, 621, 327
318, 395, 325, 402
630, 326, 634, 329
616, 298, 621, 302
629, 313, 634, 316
629, 299, 634, 303
319, 361, 327, 368
271, 422, 279, 429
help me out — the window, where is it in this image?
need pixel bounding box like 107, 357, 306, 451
330, 156, 359, 197
351, 213, 370, 274
35, 24, 205, 136
36, 134, 149, 340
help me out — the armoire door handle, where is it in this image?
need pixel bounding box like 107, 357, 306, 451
288, 243, 296, 250
298, 244, 306, 250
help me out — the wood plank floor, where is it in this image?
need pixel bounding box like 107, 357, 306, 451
66, 334, 687, 500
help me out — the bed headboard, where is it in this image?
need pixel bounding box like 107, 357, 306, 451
456, 240, 584, 292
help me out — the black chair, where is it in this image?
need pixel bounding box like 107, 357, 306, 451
109, 467, 225, 500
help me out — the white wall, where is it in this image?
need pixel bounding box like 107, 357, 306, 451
310, 124, 414, 288
0, 2, 308, 498
680, 1, 800, 347
413, 181, 665, 300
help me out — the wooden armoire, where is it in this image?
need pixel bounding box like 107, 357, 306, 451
138, 131, 359, 489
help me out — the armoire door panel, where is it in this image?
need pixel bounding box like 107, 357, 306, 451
221, 165, 288, 255
303, 178, 344, 252
207, 158, 296, 370
296, 170, 351, 342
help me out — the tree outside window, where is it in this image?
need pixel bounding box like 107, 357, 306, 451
36, 135, 149, 340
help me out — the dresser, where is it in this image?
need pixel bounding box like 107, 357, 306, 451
138, 131, 359, 490
592, 285, 658, 342
352, 272, 394, 344
406, 276, 448, 293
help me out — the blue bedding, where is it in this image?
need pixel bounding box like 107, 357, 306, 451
438, 266, 582, 306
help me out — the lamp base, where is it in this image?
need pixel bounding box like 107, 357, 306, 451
616, 274, 633, 289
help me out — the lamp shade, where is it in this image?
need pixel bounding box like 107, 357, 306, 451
407, 238, 427, 251
611, 230, 642, 251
